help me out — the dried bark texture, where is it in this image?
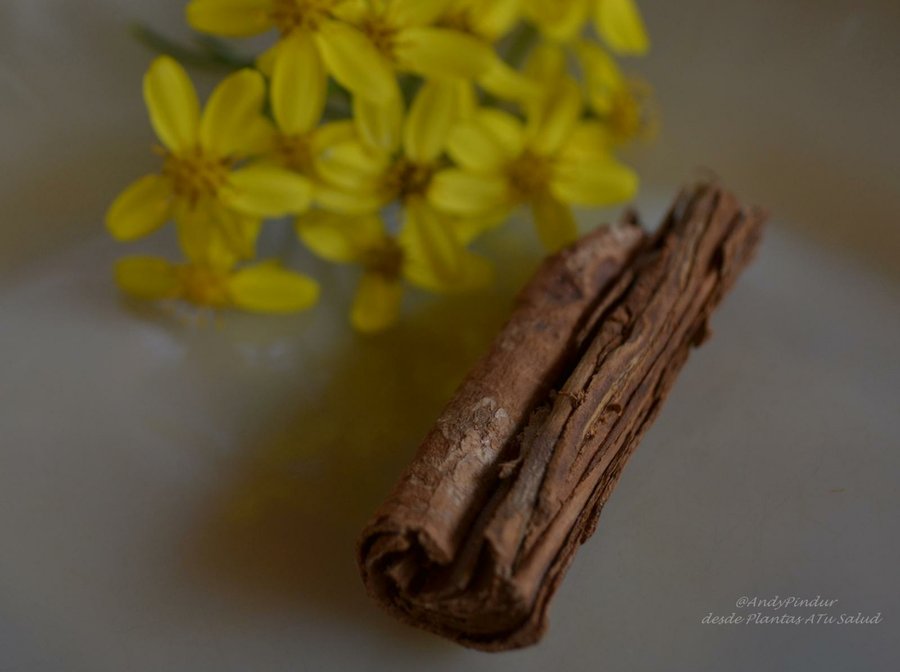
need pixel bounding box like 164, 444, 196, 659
358, 184, 767, 651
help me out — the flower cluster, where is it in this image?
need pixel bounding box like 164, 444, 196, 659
107, 0, 653, 331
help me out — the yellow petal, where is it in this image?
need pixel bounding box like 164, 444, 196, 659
453, 210, 508, 245
173, 199, 248, 267
473, 0, 522, 40
403, 79, 461, 163
256, 41, 282, 76
272, 32, 327, 135
315, 140, 390, 192
354, 94, 403, 155
477, 109, 527, 157
394, 28, 493, 80
351, 272, 404, 333
447, 111, 522, 171
315, 20, 399, 103
106, 175, 173, 241
526, 77, 582, 156
224, 165, 313, 217
314, 184, 387, 215
401, 200, 492, 293
525, 0, 589, 42
143, 56, 200, 152
478, 56, 540, 102
399, 198, 460, 287
186, 0, 274, 36
310, 120, 358, 153
556, 121, 614, 162
295, 210, 383, 263
388, 0, 453, 27
200, 68, 267, 156
428, 169, 511, 216
524, 40, 567, 85
531, 192, 577, 251
114, 256, 180, 300
228, 263, 320, 313
576, 39, 622, 115
594, 0, 649, 55
550, 157, 637, 205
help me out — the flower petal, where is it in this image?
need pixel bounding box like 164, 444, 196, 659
526, 77, 582, 156
224, 165, 313, 217
404, 79, 461, 163
272, 31, 327, 135
447, 110, 522, 171
550, 157, 637, 205
200, 68, 267, 156
394, 27, 493, 80
228, 262, 320, 313
576, 39, 622, 115
401, 200, 492, 293
295, 210, 383, 263
315, 139, 390, 192
354, 94, 403, 155
114, 256, 180, 300
594, 0, 649, 55
314, 184, 387, 215
173, 199, 250, 267
531, 192, 577, 252
315, 20, 398, 103
351, 272, 404, 333
556, 121, 614, 163
478, 56, 540, 102
525, 0, 589, 42
428, 169, 511, 216
473, 0, 522, 40
143, 56, 200, 152
106, 175, 173, 241
388, 0, 453, 27
186, 0, 274, 36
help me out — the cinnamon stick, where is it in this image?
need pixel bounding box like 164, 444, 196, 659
358, 184, 767, 650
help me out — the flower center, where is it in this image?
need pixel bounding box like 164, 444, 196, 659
270, 0, 335, 35
275, 133, 315, 174
358, 15, 399, 60
361, 236, 404, 279
507, 152, 552, 199
178, 265, 231, 307
384, 158, 433, 201
608, 79, 654, 142
163, 147, 232, 205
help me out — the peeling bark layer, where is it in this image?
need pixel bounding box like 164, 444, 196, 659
358, 184, 767, 650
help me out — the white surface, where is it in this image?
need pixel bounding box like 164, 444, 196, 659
2, 1, 899, 670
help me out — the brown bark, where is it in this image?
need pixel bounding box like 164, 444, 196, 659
357, 183, 767, 651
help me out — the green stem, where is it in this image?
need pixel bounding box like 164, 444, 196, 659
130, 24, 254, 72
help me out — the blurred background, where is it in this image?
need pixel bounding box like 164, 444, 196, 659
1, 1, 898, 670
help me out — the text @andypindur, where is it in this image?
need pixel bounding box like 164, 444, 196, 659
701, 596, 883, 625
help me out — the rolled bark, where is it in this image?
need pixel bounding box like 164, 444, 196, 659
358, 184, 767, 650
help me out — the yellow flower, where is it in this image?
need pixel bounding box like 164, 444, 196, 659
297, 207, 489, 332
106, 57, 313, 260
577, 40, 656, 144
327, 0, 535, 101
313, 79, 476, 231
186, 0, 399, 103
263, 32, 357, 181
114, 256, 320, 314
524, 0, 648, 54
431, 0, 537, 101
428, 60, 637, 251
439, 0, 521, 41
